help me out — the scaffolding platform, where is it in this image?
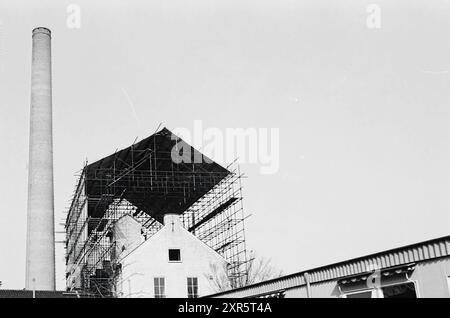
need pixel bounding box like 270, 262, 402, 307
65, 127, 248, 297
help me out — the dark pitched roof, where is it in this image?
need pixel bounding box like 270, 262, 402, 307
83, 127, 230, 223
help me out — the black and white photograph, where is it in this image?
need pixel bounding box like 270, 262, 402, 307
0, 0, 449, 304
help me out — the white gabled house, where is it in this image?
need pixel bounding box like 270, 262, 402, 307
114, 213, 227, 298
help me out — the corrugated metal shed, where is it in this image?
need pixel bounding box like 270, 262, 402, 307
208, 235, 450, 298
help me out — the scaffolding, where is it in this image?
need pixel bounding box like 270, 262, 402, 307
65, 128, 248, 297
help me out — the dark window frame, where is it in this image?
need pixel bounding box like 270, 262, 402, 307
154, 277, 165, 298
187, 277, 198, 298
343, 281, 418, 298
381, 282, 417, 298
168, 249, 181, 262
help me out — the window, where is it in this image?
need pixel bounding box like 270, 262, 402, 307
381, 282, 417, 298
169, 249, 181, 262
345, 290, 373, 298
154, 277, 165, 298
343, 282, 417, 298
187, 277, 198, 298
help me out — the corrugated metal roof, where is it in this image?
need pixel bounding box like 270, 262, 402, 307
208, 235, 450, 298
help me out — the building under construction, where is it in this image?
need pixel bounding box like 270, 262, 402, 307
65, 128, 248, 297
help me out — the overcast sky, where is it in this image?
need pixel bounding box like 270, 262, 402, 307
0, 0, 449, 290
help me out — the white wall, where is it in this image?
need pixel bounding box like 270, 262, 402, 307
116, 214, 227, 298
412, 258, 450, 298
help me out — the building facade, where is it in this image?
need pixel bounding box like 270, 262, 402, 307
208, 236, 450, 298
65, 128, 249, 297
116, 214, 227, 298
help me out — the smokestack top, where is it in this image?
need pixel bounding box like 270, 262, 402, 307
32, 27, 51, 37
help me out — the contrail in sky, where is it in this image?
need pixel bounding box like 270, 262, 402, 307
121, 87, 141, 129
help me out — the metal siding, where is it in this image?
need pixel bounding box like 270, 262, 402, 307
380, 256, 386, 268
439, 242, 446, 256
428, 245, 435, 258
400, 251, 406, 264
406, 250, 412, 262
419, 246, 428, 260
357, 262, 362, 273
434, 243, 441, 257
210, 237, 450, 298
362, 260, 368, 272
394, 252, 400, 265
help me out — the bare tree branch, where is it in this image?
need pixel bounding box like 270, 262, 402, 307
207, 252, 283, 293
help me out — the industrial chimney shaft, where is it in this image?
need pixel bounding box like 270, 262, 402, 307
25, 27, 56, 291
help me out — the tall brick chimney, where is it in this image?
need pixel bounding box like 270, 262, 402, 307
25, 27, 56, 291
